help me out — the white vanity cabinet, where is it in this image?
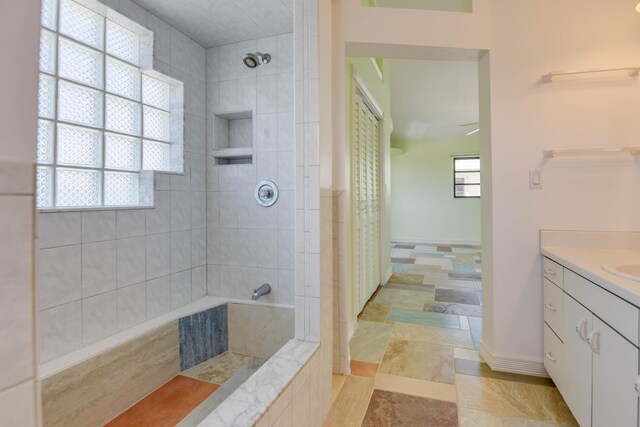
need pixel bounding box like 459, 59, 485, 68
543, 257, 640, 427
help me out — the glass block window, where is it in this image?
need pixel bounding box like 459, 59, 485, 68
36, 0, 180, 208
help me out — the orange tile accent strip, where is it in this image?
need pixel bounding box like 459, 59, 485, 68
350, 360, 379, 378
105, 375, 219, 427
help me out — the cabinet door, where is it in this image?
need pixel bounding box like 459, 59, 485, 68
563, 295, 592, 427
592, 317, 639, 427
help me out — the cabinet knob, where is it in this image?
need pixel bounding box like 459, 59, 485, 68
587, 329, 600, 354
544, 303, 557, 312
544, 351, 557, 362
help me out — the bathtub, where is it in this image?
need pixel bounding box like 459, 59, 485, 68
39, 297, 301, 426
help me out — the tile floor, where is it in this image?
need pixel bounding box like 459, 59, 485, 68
106, 351, 265, 426
326, 242, 577, 427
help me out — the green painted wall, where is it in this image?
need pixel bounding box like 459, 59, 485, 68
390, 137, 481, 243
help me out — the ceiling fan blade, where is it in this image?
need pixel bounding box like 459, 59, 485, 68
459, 122, 480, 127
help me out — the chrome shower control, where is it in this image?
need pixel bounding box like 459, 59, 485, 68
255, 180, 278, 207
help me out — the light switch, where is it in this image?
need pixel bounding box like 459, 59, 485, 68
529, 170, 543, 189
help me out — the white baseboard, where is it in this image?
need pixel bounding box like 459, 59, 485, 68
479, 341, 549, 378
392, 238, 481, 246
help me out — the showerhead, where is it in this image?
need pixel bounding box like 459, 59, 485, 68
243, 52, 271, 68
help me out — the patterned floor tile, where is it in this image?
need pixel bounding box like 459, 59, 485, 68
385, 282, 435, 292
374, 373, 457, 402
350, 360, 379, 378
391, 257, 414, 264
410, 264, 443, 273
458, 407, 577, 427
423, 301, 482, 317
435, 288, 480, 305
456, 375, 577, 425
437, 246, 453, 252
358, 302, 391, 322
349, 321, 393, 363
392, 263, 411, 273
453, 347, 482, 362
361, 390, 458, 427
389, 273, 425, 284
394, 244, 415, 249
380, 339, 455, 384
423, 277, 477, 289
460, 315, 470, 330
454, 359, 555, 387
324, 376, 375, 427
468, 316, 482, 349
391, 322, 474, 349
374, 288, 431, 308
387, 307, 461, 329
391, 248, 414, 258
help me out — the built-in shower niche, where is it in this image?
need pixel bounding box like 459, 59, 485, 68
212, 111, 254, 165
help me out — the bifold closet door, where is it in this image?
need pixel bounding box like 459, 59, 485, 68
353, 92, 381, 313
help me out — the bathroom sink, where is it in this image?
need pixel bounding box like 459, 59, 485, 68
602, 264, 640, 282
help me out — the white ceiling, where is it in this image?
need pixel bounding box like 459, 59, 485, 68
131, 0, 293, 47
389, 59, 479, 140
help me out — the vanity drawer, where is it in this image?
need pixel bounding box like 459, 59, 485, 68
543, 278, 564, 340
543, 258, 564, 288
544, 323, 564, 394
565, 269, 639, 347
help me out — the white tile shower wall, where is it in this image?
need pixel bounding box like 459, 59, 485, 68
205, 33, 295, 307
37, 0, 209, 363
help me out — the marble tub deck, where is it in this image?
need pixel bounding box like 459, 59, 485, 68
326, 242, 577, 426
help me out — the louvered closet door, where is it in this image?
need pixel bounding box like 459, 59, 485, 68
353, 92, 381, 313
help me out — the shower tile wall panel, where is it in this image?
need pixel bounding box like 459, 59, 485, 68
205, 33, 295, 306
37, 0, 209, 363
178, 304, 228, 371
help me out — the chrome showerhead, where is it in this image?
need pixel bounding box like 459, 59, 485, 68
243, 52, 271, 68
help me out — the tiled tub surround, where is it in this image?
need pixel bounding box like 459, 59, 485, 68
41, 300, 294, 426
205, 33, 296, 307
38, 0, 210, 363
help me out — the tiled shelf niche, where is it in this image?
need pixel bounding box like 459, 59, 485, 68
212, 111, 253, 165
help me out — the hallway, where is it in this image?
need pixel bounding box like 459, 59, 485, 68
325, 242, 577, 426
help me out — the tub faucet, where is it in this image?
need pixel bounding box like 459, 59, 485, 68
252, 283, 271, 300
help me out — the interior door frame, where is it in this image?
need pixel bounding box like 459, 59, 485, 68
351, 68, 385, 316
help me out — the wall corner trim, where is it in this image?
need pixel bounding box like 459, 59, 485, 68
479, 341, 549, 378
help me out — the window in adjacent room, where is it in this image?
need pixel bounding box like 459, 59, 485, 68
453, 156, 480, 198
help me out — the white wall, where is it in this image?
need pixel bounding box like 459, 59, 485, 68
336, 0, 640, 371
390, 137, 481, 243
0, 0, 40, 423
37, 0, 209, 363
204, 35, 295, 306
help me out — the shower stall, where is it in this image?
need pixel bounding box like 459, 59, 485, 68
28, 0, 332, 425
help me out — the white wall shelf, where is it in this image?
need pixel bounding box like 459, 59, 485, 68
543, 147, 640, 158
541, 67, 640, 83
211, 147, 254, 159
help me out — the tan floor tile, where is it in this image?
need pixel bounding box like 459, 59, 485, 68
453, 347, 482, 362
374, 373, 457, 403
391, 321, 474, 348
379, 339, 455, 384
409, 264, 443, 273
458, 407, 578, 426
181, 351, 251, 384
389, 273, 425, 284
361, 390, 458, 427
349, 321, 393, 363
373, 288, 430, 308
357, 302, 391, 322
456, 374, 577, 425
350, 360, 379, 378
323, 376, 374, 427
332, 375, 347, 403
424, 278, 477, 289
